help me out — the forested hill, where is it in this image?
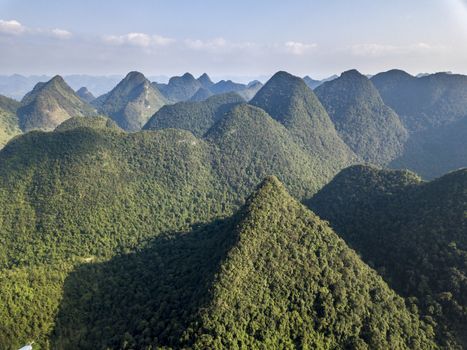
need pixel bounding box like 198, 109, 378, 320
371, 70, 467, 132
0, 94, 21, 147
91, 71, 167, 131
50, 176, 436, 349
315, 69, 407, 165
251, 71, 357, 174
17, 75, 98, 131
143, 92, 245, 136
308, 165, 467, 348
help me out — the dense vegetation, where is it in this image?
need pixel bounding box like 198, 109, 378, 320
50, 176, 436, 349
308, 165, 467, 348
92, 71, 167, 131
17, 75, 98, 131
0, 94, 21, 147
371, 70, 467, 132
251, 71, 357, 175
0, 100, 348, 347
315, 69, 408, 164
54, 116, 122, 132
144, 92, 244, 136
0, 68, 465, 349
390, 116, 467, 179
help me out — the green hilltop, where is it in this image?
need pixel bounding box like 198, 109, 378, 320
92, 71, 167, 131
315, 69, 408, 165
251, 71, 357, 175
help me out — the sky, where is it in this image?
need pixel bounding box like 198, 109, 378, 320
1, 0, 467, 79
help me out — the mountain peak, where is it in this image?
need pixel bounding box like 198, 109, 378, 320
182, 72, 195, 79
251, 175, 285, 198
17, 75, 97, 131
340, 69, 365, 79
49, 75, 66, 84
123, 71, 147, 84
197, 73, 214, 87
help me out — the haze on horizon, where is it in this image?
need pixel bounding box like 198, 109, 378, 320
1, 0, 467, 79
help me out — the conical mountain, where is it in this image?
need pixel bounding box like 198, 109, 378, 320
51, 176, 436, 349
92, 71, 167, 131
309, 165, 467, 347
205, 104, 334, 198
315, 69, 408, 164
0, 94, 21, 147
17, 75, 98, 131
187, 176, 435, 349
197, 73, 214, 89
158, 72, 202, 102
251, 71, 357, 174
144, 92, 244, 137
76, 87, 95, 103
189, 86, 213, 101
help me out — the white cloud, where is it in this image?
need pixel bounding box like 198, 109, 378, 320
0, 19, 26, 35
103, 32, 174, 47
284, 41, 317, 55
50, 28, 72, 39
351, 43, 443, 57
0, 19, 72, 40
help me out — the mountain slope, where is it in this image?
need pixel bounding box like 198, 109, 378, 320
144, 92, 244, 137
189, 87, 213, 101
17, 76, 98, 131
251, 71, 357, 175
309, 165, 467, 348
92, 71, 167, 131
390, 117, 467, 179
371, 70, 467, 131
51, 176, 436, 349
315, 70, 408, 164
0, 95, 21, 147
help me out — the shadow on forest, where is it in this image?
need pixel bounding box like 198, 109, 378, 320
51, 217, 238, 350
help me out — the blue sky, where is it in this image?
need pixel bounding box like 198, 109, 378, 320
1, 0, 467, 79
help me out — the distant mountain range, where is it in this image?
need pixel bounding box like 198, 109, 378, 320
0, 68, 465, 179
